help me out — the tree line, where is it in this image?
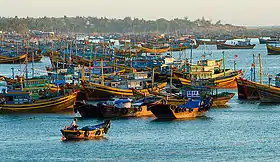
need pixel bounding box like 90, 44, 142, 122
0, 16, 246, 36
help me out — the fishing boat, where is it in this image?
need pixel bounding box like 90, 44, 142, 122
0, 91, 77, 113
0, 54, 43, 62
0, 54, 27, 64
259, 37, 279, 44
82, 81, 167, 99
139, 47, 170, 53
81, 71, 167, 99
217, 40, 255, 49
149, 90, 212, 119
236, 54, 262, 100
196, 39, 226, 45
75, 97, 139, 118
60, 120, 111, 140
266, 44, 280, 55
75, 90, 165, 118
179, 70, 242, 89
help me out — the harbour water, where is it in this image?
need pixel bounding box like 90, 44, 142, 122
1, 41, 280, 161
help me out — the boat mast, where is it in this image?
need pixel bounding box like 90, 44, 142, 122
69, 41, 72, 67
16, 40, 18, 56
25, 38, 29, 79
0, 33, 2, 47
190, 40, 193, 64
63, 39, 65, 69
170, 64, 172, 92
32, 51, 35, 78
258, 53, 262, 84
253, 53, 256, 82
222, 51, 225, 76
89, 42, 92, 82
11, 67, 15, 79
101, 58, 104, 86
152, 67, 155, 89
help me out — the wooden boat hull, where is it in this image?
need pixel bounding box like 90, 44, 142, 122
135, 97, 166, 117
259, 89, 280, 103
197, 40, 226, 45
140, 47, 170, 53
171, 44, 199, 51
149, 104, 209, 119
0, 54, 27, 64
83, 82, 167, 99
61, 121, 110, 140
211, 92, 235, 107
258, 84, 280, 103
165, 93, 234, 108
217, 43, 255, 49
179, 72, 241, 89
76, 102, 138, 118
236, 78, 260, 100
61, 129, 105, 140
267, 44, 280, 55
0, 92, 77, 113
74, 101, 103, 118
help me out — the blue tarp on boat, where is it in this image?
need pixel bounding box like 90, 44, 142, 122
178, 100, 200, 109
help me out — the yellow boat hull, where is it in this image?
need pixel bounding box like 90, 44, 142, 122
0, 92, 77, 113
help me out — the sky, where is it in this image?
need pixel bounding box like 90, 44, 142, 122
0, 0, 279, 26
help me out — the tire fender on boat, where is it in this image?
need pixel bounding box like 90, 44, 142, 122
188, 108, 193, 112
84, 131, 89, 137
122, 108, 128, 114
138, 107, 142, 112
170, 105, 176, 110
95, 130, 101, 136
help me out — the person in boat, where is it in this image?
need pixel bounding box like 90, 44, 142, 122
69, 118, 78, 130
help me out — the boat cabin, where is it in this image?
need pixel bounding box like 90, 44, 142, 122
185, 71, 213, 80
183, 90, 201, 100
24, 78, 47, 88
2, 92, 32, 104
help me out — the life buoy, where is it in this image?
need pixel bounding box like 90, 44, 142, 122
95, 130, 101, 136
170, 105, 176, 110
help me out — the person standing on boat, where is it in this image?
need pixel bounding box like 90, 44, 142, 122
70, 118, 78, 129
